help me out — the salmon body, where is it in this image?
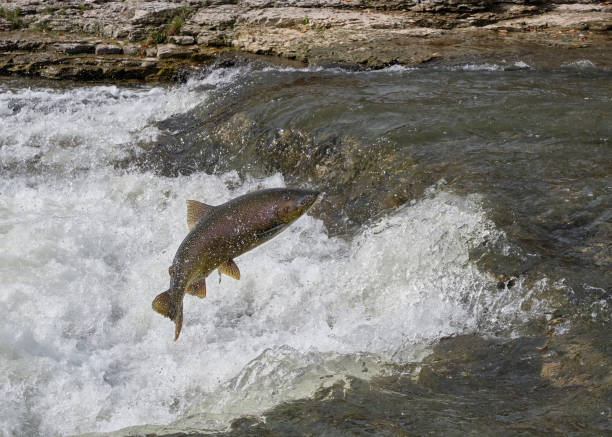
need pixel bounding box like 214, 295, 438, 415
152, 188, 319, 340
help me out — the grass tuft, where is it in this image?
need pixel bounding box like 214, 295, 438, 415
0, 7, 26, 29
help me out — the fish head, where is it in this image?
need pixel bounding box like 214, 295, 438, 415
276, 188, 320, 223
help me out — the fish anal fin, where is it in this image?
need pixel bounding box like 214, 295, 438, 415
187, 200, 213, 231
219, 259, 240, 280
186, 277, 207, 298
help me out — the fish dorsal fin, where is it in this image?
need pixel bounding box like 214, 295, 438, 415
218, 259, 240, 280
186, 200, 213, 231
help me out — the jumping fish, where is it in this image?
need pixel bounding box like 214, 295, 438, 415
152, 188, 319, 340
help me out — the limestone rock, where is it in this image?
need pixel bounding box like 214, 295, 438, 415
196, 31, 229, 46
156, 43, 193, 59
0, 39, 18, 51
169, 35, 195, 45
191, 6, 240, 30
129, 2, 189, 25
59, 42, 96, 55
123, 44, 141, 56
95, 44, 123, 55
0, 17, 11, 31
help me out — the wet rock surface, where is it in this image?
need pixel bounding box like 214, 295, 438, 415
0, 0, 610, 81
228, 334, 611, 437
98, 329, 611, 437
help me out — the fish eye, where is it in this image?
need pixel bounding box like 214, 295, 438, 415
282, 194, 290, 201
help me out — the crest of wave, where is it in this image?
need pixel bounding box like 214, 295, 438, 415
0, 66, 248, 168
0, 169, 541, 436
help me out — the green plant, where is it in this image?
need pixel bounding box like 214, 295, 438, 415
150, 31, 167, 44
302, 16, 309, 25
166, 15, 184, 36
0, 7, 25, 29
91, 22, 100, 35
175, 7, 191, 20
34, 21, 50, 31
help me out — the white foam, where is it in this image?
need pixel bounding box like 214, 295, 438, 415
0, 166, 541, 436
562, 59, 596, 69
0, 66, 248, 169
512, 61, 531, 69
260, 64, 415, 75
0, 72, 546, 437
457, 63, 503, 72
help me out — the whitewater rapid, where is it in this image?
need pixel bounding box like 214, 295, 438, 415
0, 67, 544, 437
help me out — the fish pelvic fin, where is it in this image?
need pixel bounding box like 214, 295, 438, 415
218, 259, 240, 280
152, 290, 172, 318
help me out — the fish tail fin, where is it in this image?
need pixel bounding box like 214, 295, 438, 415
152, 290, 172, 318
152, 290, 183, 340
152, 290, 183, 341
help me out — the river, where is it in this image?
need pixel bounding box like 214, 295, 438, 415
0, 57, 610, 436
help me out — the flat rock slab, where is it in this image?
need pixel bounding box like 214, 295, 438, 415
129, 2, 190, 25
191, 6, 240, 29
169, 35, 195, 45
156, 43, 194, 59
95, 44, 123, 55
59, 43, 95, 55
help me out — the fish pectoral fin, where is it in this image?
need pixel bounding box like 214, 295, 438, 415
186, 277, 207, 298
168, 265, 173, 276
186, 200, 214, 231
218, 259, 240, 280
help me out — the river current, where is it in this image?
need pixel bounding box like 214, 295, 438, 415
0, 59, 610, 436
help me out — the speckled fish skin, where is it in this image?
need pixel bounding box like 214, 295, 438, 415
152, 188, 319, 340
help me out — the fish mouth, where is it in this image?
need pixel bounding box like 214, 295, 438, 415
297, 190, 320, 211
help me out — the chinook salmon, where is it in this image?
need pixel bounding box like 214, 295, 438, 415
152, 188, 319, 340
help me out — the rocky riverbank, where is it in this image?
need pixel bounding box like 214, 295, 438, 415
0, 0, 610, 81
